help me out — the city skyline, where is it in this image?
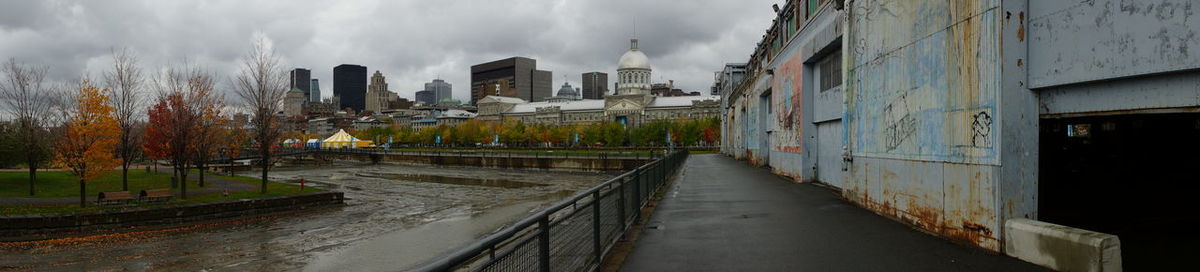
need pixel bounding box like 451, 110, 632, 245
0, 0, 780, 103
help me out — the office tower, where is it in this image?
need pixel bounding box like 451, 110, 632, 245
469, 57, 553, 104
289, 68, 312, 101
333, 64, 367, 112
310, 78, 321, 102
424, 79, 453, 103
581, 72, 608, 99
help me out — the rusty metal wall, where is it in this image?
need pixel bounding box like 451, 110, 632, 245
1027, 0, 1200, 89
844, 0, 1006, 250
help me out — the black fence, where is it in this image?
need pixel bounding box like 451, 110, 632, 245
412, 150, 690, 272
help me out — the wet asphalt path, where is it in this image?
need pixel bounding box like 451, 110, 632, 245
621, 154, 1048, 272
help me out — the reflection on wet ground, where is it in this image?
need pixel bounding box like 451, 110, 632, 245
0, 162, 617, 271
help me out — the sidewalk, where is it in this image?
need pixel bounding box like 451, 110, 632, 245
620, 154, 1047, 271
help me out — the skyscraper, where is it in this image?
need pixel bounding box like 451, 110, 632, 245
333, 64, 367, 112
289, 68, 312, 101
415, 90, 435, 105
310, 78, 321, 102
581, 72, 608, 99
424, 79, 452, 103
469, 57, 553, 105
365, 70, 390, 113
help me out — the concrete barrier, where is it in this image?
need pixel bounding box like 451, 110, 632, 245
1004, 218, 1122, 272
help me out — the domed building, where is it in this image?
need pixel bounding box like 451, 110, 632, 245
551, 82, 582, 101
616, 39, 652, 95
474, 38, 721, 128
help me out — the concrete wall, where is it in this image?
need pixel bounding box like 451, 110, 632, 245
311, 153, 649, 171
0, 192, 345, 237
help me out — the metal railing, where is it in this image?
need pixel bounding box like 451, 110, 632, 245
412, 150, 690, 272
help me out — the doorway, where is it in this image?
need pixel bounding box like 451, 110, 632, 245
1040, 112, 1200, 270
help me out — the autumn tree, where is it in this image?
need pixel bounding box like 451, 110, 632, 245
146, 64, 217, 199
190, 79, 223, 188
55, 81, 121, 207
103, 48, 146, 191
232, 38, 289, 194
0, 59, 55, 195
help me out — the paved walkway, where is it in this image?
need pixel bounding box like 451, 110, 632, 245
621, 154, 1047, 272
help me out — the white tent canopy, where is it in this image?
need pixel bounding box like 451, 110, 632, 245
321, 129, 361, 148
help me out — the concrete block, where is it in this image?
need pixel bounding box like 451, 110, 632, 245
1004, 219, 1121, 272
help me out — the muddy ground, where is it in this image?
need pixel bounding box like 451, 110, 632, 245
0, 162, 617, 271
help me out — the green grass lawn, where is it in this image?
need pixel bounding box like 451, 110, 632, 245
0, 169, 324, 216
0, 170, 175, 198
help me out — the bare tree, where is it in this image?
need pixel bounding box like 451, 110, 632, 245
104, 48, 145, 191
233, 38, 288, 193
0, 59, 54, 196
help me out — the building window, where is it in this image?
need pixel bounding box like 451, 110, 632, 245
818, 50, 842, 92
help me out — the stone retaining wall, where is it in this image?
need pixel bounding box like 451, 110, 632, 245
0, 192, 343, 238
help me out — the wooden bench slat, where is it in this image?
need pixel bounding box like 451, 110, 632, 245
97, 191, 134, 206
139, 189, 173, 203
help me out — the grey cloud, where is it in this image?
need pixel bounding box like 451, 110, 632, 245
0, 0, 781, 103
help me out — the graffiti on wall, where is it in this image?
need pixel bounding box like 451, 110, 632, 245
881, 93, 918, 151
846, 0, 999, 165
773, 54, 806, 153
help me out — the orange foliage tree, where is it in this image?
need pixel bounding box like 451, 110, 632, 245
192, 95, 224, 188
55, 82, 121, 207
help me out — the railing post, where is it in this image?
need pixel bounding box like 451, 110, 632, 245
632, 170, 642, 221
538, 216, 551, 272
617, 177, 627, 227
592, 190, 602, 261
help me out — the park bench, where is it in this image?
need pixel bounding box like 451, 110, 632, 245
139, 189, 173, 203
97, 191, 134, 206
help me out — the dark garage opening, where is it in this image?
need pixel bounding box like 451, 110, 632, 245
1040, 112, 1200, 270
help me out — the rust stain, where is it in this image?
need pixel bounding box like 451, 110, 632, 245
1016, 58, 1023, 67
1016, 11, 1026, 42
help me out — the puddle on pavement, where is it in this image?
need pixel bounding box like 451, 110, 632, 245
361, 173, 548, 188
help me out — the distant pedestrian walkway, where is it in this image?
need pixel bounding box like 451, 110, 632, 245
620, 154, 1046, 271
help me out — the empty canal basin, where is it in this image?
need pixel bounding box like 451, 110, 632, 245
0, 163, 617, 271
357, 172, 548, 188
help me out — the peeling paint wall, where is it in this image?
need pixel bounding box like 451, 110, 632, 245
1028, 0, 1200, 89
845, 0, 1006, 250
847, 0, 1000, 165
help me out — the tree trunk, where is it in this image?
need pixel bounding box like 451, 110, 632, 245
198, 164, 205, 187
27, 166, 36, 196
260, 151, 270, 194
122, 166, 129, 191
79, 178, 86, 208
180, 167, 188, 200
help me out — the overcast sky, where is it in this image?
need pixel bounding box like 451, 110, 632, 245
0, 0, 780, 103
